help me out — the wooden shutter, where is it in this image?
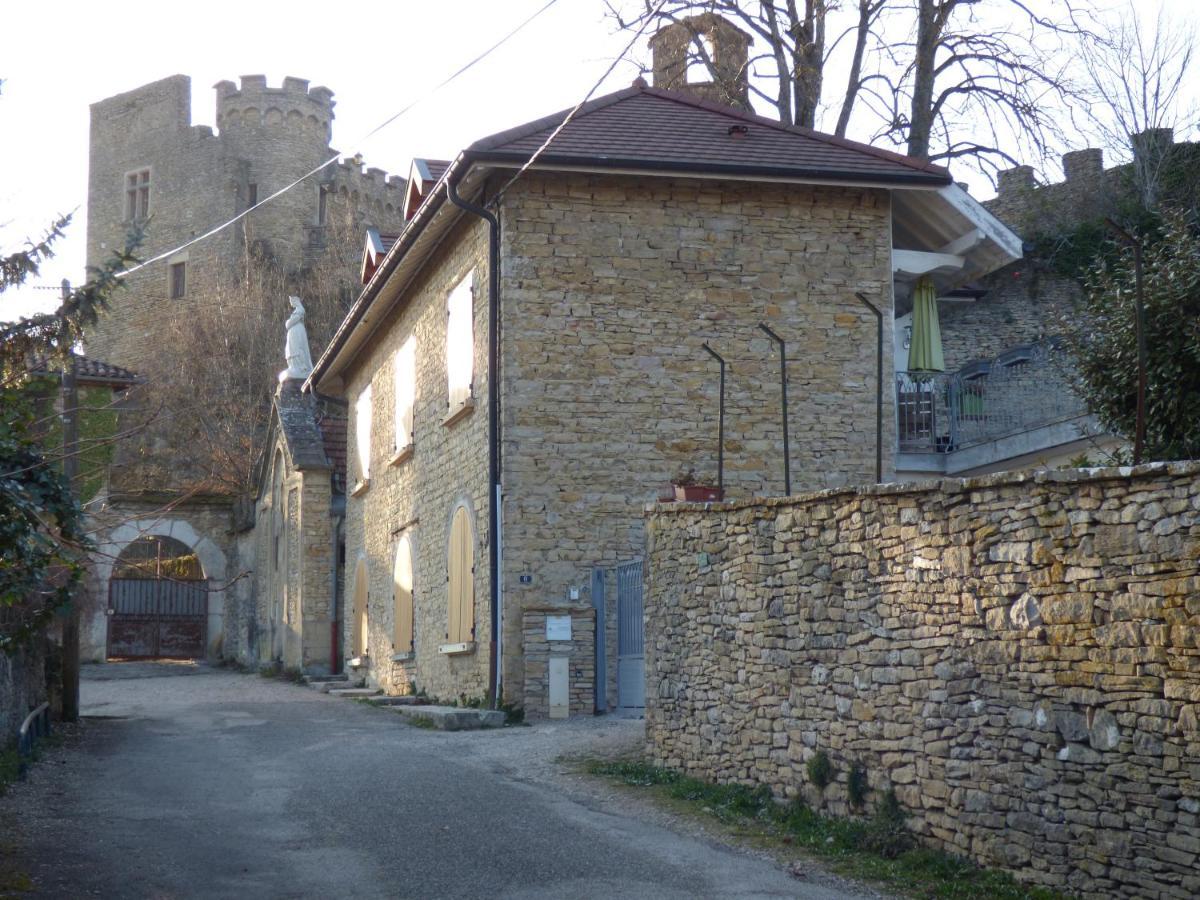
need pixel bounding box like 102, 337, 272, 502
352, 558, 369, 657
447, 508, 474, 643
393, 535, 413, 653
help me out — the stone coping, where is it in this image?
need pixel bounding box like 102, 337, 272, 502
646, 460, 1200, 516
521, 603, 594, 614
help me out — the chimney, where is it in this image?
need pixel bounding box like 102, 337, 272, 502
648, 13, 751, 110
1062, 148, 1103, 183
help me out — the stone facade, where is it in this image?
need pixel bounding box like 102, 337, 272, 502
645, 462, 1200, 898
232, 379, 340, 673
521, 607, 595, 719
498, 173, 894, 706
340, 219, 492, 701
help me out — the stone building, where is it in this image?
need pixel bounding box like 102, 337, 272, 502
81, 74, 401, 663
306, 16, 1021, 715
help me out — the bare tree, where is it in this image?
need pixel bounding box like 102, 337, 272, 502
1073, 1, 1197, 209
612, 0, 1092, 182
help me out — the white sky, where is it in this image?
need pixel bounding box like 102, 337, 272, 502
1, 0, 1191, 322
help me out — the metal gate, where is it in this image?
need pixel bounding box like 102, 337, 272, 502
616, 559, 645, 716
107, 578, 208, 659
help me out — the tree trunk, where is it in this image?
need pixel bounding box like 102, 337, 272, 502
836, 0, 882, 137
908, 0, 948, 159
793, 0, 827, 129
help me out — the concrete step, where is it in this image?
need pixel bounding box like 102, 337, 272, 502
303, 674, 349, 684
309, 678, 364, 693
392, 705, 505, 730
328, 688, 382, 699
367, 696, 429, 707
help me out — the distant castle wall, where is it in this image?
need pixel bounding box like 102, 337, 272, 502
85, 74, 405, 376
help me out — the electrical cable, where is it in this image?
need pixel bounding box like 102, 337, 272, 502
115, 0, 560, 279
490, 0, 666, 205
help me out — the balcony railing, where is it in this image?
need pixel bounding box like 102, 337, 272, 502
897, 342, 1088, 454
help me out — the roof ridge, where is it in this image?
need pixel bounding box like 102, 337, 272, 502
636, 87, 949, 178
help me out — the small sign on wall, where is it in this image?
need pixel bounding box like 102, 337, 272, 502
546, 615, 572, 641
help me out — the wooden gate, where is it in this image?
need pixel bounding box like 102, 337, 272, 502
107, 578, 208, 659
616, 559, 645, 717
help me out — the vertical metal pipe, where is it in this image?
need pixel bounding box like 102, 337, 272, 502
757, 323, 790, 495
701, 343, 726, 493
1106, 219, 1148, 465
855, 293, 884, 483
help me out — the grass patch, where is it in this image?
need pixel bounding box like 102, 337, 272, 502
257, 663, 306, 683
585, 760, 1064, 900
0, 746, 20, 797
406, 715, 437, 729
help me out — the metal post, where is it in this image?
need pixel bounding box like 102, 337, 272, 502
758, 323, 790, 495
855, 293, 884, 483
701, 343, 726, 494
592, 568, 606, 714
60, 280, 80, 723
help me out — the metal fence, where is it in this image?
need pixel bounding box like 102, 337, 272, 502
897, 342, 1088, 453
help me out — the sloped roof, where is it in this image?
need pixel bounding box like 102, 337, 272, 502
274, 379, 330, 471
468, 86, 951, 186
29, 354, 141, 387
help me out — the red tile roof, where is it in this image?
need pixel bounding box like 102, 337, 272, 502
29, 354, 140, 387
469, 86, 950, 186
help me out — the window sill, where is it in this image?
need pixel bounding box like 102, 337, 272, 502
438, 641, 476, 656
391, 651, 415, 663
351, 478, 370, 497
388, 444, 414, 467
442, 397, 475, 428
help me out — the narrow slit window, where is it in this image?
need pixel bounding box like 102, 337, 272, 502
168, 262, 186, 300
247, 183, 258, 209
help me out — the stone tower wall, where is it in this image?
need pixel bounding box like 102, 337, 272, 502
648, 13, 752, 110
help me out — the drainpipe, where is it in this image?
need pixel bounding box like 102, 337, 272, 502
446, 180, 503, 710
330, 496, 345, 675
855, 293, 884, 483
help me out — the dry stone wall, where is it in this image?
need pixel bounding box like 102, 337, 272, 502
645, 463, 1200, 898
521, 607, 595, 719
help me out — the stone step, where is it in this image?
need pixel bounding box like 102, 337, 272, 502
392, 705, 505, 730
367, 696, 429, 707
328, 687, 381, 699
309, 678, 364, 693
303, 674, 349, 684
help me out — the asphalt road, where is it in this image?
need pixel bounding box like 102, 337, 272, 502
0, 662, 869, 900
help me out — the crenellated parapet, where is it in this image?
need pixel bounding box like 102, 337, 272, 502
215, 75, 335, 145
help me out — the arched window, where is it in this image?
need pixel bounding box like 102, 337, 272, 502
446, 507, 474, 645
393, 534, 414, 654
351, 557, 369, 659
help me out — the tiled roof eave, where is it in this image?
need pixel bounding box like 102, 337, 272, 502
467, 149, 952, 187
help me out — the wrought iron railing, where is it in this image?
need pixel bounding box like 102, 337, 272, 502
897, 342, 1088, 453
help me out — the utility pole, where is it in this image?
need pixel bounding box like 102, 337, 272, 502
60, 278, 81, 723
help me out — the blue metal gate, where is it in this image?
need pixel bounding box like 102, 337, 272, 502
616, 559, 644, 716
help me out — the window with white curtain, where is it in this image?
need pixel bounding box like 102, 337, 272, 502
355, 383, 372, 484
394, 336, 416, 451
446, 272, 474, 409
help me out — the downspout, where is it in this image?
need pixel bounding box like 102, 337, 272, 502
446, 179, 503, 710
330, 496, 345, 675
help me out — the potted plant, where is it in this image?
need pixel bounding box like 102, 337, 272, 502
671, 468, 723, 503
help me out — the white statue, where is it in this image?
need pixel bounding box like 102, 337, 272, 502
280, 295, 314, 381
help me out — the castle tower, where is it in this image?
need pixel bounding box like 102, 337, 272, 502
648, 13, 752, 110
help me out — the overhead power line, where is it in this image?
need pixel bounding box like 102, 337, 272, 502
116, 0, 560, 279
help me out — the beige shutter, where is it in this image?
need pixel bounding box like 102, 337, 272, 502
447, 508, 474, 643
393, 535, 414, 653
352, 558, 369, 657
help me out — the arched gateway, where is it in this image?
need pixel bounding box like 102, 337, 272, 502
107, 535, 209, 659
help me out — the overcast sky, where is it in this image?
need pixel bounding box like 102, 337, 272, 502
1, 0, 1190, 322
